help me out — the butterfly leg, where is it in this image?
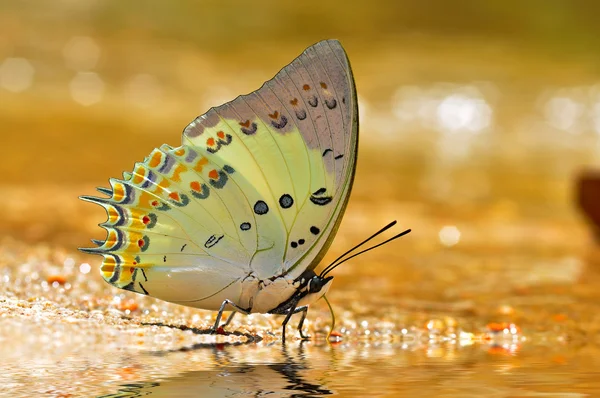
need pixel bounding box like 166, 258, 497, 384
281, 305, 309, 342
295, 306, 310, 339
211, 299, 250, 333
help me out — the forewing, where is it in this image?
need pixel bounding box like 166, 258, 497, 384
182, 39, 358, 279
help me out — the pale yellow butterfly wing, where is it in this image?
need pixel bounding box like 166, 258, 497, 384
81, 39, 357, 307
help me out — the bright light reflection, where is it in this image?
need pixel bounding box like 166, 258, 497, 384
0, 58, 35, 92
436, 93, 492, 133
439, 226, 461, 247
79, 263, 91, 274
391, 84, 493, 134
543, 96, 583, 132
358, 95, 369, 123
69, 72, 104, 106
592, 101, 600, 135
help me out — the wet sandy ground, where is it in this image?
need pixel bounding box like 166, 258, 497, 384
2, 184, 600, 396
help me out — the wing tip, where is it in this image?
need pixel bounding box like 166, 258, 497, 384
78, 246, 105, 255
96, 187, 113, 196
80, 195, 111, 205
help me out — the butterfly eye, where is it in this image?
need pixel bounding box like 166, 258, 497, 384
308, 276, 323, 293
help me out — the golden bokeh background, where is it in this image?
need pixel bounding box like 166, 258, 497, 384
2, 1, 600, 247
3, 1, 600, 396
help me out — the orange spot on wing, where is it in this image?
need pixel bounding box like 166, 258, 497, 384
194, 157, 208, 172
217, 131, 225, 139
112, 183, 126, 201
190, 181, 201, 191
148, 151, 163, 168
150, 176, 170, 195
168, 192, 181, 201
101, 257, 116, 275
320, 82, 327, 89
142, 215, 150, 225
171, 164, 187, 182
174, 147, 185, 156
303, 84, 310, 91
208, 169, 219, 179
240, 120, 251, 128
137, 191, 155, 209
268, 111, 279, 119
107, 206, 120, 224
156, 178, 171, 191
132, 166, 146, 185
290, 98, 298, 106
207, 137, 215, 146
106, 230, 118, 246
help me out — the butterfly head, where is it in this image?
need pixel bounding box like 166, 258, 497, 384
308, 274, 334, 295
295, 270, 334, 307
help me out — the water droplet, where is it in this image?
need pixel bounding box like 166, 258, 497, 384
79, 263, 91, 274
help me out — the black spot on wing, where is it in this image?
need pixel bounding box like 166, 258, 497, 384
240, 121, 258, 135
240, 222, 251, 231
325, 98, 337, 109
254, 200, 269, 215
295, 109, 307, 120
271, 115, 288, 129
205, 234, 224, 248
279, 194, 294, 209
310, 196, 333, 206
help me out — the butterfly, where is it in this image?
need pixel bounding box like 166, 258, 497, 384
80, 39, 410, 341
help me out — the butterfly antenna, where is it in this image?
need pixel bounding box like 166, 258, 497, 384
319, 220, 397, 277
320, 227, 411, 278
319, 221, 408, 277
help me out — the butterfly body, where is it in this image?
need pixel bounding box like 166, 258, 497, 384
132, 265, 331, 314
81, 39, 357, 339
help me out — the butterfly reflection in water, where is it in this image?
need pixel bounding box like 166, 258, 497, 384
81, 39, 411, 341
